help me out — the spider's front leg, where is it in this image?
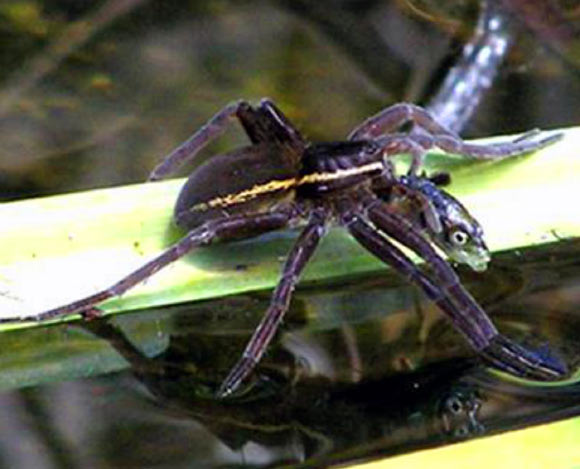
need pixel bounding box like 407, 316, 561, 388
342, 198, 566, 380
350, 102, 563, 175
348, 103, 459, 141
432, 129, 563, 160
342, 203, 495, 350
348, 103, 457, 172
0, 210, 292, 324
217, 208, 328, 398
371, 128, 562, 176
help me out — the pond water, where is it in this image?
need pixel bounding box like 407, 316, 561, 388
1, 239, 579, 468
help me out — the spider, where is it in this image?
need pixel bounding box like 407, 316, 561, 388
4, 99, 565, 397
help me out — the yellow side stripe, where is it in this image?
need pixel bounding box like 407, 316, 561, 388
192, 162, 384, 212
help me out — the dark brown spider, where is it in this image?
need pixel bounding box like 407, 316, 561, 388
4, 99, 565, 397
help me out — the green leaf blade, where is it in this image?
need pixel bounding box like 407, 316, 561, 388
0, 127, 578, 330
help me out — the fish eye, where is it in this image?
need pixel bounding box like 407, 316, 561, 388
450, 229, 470, 246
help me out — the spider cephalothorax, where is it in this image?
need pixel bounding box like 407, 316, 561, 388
4, 99, 566, 397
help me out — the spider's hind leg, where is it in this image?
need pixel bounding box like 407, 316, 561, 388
240, 98, 305, 146
1, 210, 293, 325
149, 100, 250, 181
149, 99, 305, 181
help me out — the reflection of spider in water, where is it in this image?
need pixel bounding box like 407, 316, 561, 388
5, 99, 566, 397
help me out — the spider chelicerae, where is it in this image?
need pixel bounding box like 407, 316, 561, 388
4, 99, 566, 397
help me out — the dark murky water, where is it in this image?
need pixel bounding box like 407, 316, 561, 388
1, 240, 579, 468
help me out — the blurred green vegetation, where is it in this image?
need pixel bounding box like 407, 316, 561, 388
1, 0, 579, 200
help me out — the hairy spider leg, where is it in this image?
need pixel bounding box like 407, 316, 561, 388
433, 131, 563, 160
512, 128, 541, 142
0, 211, 292, 324
341, 201, 495, 349
149, 101, 245, 181
372, 132, 448, 175
238, 98, 305, 147
371, 174, 443, 235
349, 103, 563, 173
348, 103, 460, 141
389, 180, 443, 234
148, 98, 304, 181
346, 215, 563, 379
351, 198, 566, 380
370, 126, 562, 177
383, 133, 431, 176
346, 213, 487, 341
217, 209, 327, 398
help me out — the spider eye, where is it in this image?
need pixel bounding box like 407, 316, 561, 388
363, 142, 380, 155
450, 229, 470, 246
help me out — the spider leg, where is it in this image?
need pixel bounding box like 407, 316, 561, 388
148, 100, 250, 181
350, 103, 562, 172
149, 99, 304, 181
386, 180, 443, 234
512, 128, 540, 143
242, 98, 305, 146
371, 133, 433, 176
1, 210, 292, 324
349, 198, 566, 380
349, 211, 560, 378
343, 209, 495, 350
217, 209, 327, 398
348, 103, 460, 141
433, 131, 563, 160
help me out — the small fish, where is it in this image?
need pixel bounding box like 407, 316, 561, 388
393, 174, 490, 272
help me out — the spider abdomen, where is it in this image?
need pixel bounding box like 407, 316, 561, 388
174, 143, 300, 229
